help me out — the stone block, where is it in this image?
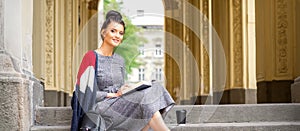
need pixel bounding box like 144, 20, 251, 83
257, 80, 292, 103
44, 91, 70, 107
292, 77, 300, 103
35, 107, 72, 126
0, 76, 31, 131
32, 77, 44, 107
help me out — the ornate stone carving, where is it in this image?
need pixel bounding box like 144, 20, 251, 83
45, 0, 55, 89
232, 0, 243, 87
164, 0, 180, 10
66, 0, 73, 92
275, 0, 288, 74
203, 50, 210, 94
88, 0, 99, 10
201, 0, 210, 94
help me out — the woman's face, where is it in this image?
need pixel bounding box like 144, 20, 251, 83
103, 22, 124, 47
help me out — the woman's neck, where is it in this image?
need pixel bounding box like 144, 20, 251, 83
98, 44, 114, 56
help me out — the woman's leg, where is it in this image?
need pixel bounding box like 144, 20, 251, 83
141, 124, 150, 131
146, 111, 170, 131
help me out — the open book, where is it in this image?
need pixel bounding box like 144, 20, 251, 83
120, 81, 152, 95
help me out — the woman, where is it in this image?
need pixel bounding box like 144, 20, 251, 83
71, 10, 175, 131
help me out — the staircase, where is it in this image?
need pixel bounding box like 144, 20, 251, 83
30, 104, 300, 131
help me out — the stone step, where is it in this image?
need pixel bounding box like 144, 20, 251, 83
35, 107, 72, 126
169, 122, 300, 131
34, 104, 300, 126
165, 104, 300, 124
30, 126, 70, 131
30, 122, 300, 131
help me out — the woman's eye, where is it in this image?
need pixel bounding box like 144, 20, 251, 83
111, 30, 115, 33
119, 32, 124, 35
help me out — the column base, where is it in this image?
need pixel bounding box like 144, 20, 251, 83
257, 80, 292, 103
191, 95, 213, 105
213, 88, 257, 104
179, 99, 194, 105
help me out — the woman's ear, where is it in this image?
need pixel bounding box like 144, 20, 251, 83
101, 30, 106, 38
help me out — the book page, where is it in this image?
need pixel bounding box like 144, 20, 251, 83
120, 81, 152, 95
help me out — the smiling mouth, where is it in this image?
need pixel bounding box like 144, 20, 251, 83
113, 39, 120, 43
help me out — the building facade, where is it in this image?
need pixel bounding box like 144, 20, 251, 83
127, 15, 165, 86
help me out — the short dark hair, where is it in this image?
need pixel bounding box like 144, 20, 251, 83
100, 10, 126, 40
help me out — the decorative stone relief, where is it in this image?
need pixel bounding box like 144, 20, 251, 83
203, 50, 209, 94
66, 0, 73, 92
45, 0, 55, 89
232, 0, 243, 87
275, 0, 289, 75
164, 0, 180, 10
201, 0, 210, 94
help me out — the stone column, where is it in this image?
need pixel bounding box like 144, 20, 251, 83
0, 0, 43, 130
164, 0, 185, 104
226, 0, 257, 104
212, 0, 257, 104
199, 0, 212, 104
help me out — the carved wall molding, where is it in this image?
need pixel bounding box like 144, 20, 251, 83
275, 0, 289, 75
203, 50, 210, 94
201, 0, 210, 94
66, 0, 73, 92
45, 0, 55, 89
232, 0, 243, 87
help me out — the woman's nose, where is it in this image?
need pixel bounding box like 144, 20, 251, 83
117, 33, 122, 37
115, 33, 121, 39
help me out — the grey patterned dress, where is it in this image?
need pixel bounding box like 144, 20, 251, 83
94, 52, 175, 130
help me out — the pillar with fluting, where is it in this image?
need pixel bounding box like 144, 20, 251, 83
212, 0, 257, 104
0, 0, 43, 130
164, 0, 185, 104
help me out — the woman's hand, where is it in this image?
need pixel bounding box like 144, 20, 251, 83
107, 92, 122, 98
120, 84, 130, 92
106, 84, 130, 98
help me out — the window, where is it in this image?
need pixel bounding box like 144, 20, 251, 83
139, 45, 145, 56
137, 10, 144, 17
155, 68, 162, 81
155, 44, 162, 56
138, 68, 145, 81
